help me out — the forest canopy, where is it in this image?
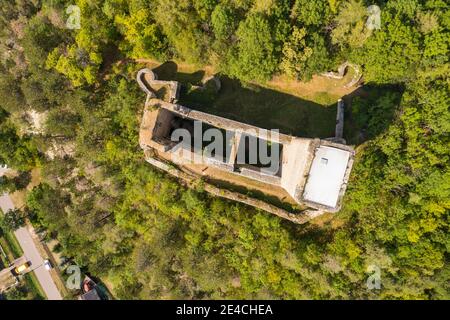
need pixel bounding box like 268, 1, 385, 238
0, 0, 448, 300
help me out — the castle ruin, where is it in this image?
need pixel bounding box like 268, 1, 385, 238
137, 68, 355, 224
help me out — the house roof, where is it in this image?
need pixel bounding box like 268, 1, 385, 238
80, 288, 101, 300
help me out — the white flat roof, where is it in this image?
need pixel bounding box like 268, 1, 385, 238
302, 146, 351, 208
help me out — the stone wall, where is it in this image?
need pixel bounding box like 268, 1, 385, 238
335, 99, 344, 140
144, 155, 315, 225
321, 61, 362, 88
137, 68, 180, 104
160, 101, 294, 145
204, 156, 235, 172
239, 166, 282, 185
291, 138, 320, 202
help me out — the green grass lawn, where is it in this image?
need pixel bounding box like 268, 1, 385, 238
181, 77, 337, 138
152, 62, 337, 139
0, 235, 15, 263
3, 231, 23, 258
0, 242, 8, 268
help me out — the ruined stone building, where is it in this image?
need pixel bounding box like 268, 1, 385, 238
137, 68, 354, 223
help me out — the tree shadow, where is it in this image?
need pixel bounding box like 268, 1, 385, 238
152, 61, 205, 85
152, 61, 178, 79
181, 75, 337, 138
99, 44, 123, 76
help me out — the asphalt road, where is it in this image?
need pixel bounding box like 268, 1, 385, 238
13, 226, 62, 300
0, 169, 62, 300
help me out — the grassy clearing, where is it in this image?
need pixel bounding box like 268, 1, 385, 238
184, 77, 337, 138
266, 67, 358, 103
310, 91, 341, 105
0, 242, 9, 268
141, 60, 386, 142
3, 231, 23, 258
150, 61, 338, 138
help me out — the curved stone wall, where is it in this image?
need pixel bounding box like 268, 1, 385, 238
321, 62, 362, 88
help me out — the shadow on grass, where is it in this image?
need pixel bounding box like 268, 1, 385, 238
152, 62, 336, 139
151, 61, 402, 145
153, 61, 205, 85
